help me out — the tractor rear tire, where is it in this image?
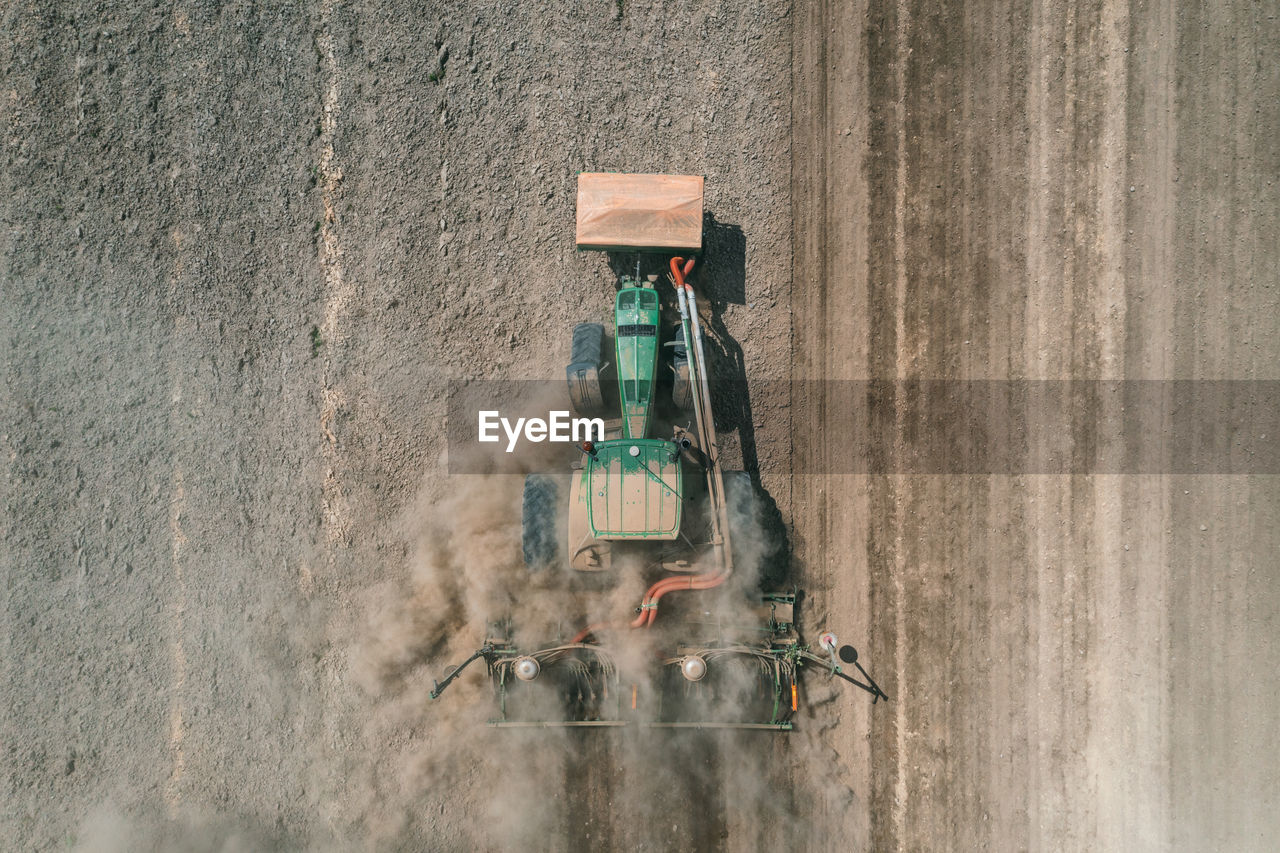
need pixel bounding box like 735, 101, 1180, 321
522, 474, 562, 572
722, 470, 789, 590
671, 339, 692, 411
566, 322, 606, 418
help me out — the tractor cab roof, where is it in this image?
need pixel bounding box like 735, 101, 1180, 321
586, 439, 682, 540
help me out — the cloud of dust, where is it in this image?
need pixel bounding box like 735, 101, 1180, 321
68, 447, 867, 851
72, 449, 865, 851
343, 433, 593, 849
339, 444, 869, 849
73, 801, 283, 853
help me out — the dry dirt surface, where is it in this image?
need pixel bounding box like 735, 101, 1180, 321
2, 1, 1277, 851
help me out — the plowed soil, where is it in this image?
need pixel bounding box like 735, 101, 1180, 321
3, 1, 1276, 850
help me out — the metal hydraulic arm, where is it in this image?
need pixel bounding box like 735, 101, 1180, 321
428, 645, 492, 699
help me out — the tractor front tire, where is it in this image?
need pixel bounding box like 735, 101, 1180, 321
566, 322, 606, 418
522, 474, 562, 572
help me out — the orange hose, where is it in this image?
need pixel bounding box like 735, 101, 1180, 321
571, 623, 610, 644
630, 564, 728, 628
649, 569, 726, 625
670, 256, 695, 289
632, 576, 690, 627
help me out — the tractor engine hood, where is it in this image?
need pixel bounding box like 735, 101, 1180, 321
614, 285, 660, 439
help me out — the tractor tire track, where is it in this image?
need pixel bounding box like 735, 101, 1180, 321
790, 0, 1280, 849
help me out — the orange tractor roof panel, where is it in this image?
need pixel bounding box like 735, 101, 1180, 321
575, 172, 704, 251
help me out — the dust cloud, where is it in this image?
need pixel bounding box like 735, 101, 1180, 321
72, 802, 283, 853
338, 454, 864, 850
344, 456, 594, 849
65, 451, 860, 851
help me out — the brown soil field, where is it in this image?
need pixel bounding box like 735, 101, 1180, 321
3, 1, 1276, 850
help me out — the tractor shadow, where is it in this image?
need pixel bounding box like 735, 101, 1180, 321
697, 214, 790, 591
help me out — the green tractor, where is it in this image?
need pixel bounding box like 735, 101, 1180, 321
430, 174, 885, 727
526, 271, 695, 575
